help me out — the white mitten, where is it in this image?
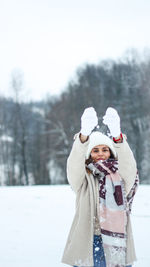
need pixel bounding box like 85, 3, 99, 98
103, 107, 121, 137
81, 107, 98, 136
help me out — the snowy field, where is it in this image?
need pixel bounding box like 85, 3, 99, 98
0, 185, 149, 267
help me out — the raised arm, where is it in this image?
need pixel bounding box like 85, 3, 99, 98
103, 107, 137, 195
67, 107, 98, 193
113, 135, 137, 195
67, 133, 89, 193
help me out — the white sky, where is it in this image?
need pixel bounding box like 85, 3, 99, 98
1, 0, 150, 101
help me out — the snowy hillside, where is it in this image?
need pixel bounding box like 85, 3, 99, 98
0, 185, 149, 267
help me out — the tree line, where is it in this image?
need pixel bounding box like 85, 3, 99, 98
0, 54, 150, 185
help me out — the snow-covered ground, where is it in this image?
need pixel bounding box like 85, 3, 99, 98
0, 185, 149, 267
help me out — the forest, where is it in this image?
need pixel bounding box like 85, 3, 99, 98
0, 54, 150, 185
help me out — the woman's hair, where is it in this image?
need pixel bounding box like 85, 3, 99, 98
109, 149, 115, 160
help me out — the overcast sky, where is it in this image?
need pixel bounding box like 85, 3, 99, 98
1, 0, 150, 101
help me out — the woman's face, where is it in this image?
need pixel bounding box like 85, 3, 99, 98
90, 145, 111, 162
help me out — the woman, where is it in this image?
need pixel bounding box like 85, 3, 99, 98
62, 107, 139, 267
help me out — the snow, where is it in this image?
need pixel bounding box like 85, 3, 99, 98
0, 135, 13, 142
31, 107, 45, 117
0, 184, 149, 267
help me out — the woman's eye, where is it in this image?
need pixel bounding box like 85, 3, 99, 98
93, 149, 109, 153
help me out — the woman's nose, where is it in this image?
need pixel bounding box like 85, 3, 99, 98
98, 151, 103, 156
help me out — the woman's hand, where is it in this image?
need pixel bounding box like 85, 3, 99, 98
80, 107, 98, 137
103, 107, 121, 138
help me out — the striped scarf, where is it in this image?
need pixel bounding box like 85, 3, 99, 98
87, 159, 139, 267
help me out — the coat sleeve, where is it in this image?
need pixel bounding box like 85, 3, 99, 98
113, 134, 137, 196
67, 133, 89, 193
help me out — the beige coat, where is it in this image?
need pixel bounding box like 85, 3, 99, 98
62, 133, 137, 266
